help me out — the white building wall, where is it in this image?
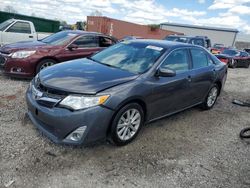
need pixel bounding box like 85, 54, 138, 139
161, 25, 237, 47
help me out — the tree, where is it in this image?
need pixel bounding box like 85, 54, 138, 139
4, 6, 18, 14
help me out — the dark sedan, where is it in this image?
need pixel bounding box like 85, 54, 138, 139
0, 30, 117, 78
215, 49, 250, 68
26, 40, 227, 146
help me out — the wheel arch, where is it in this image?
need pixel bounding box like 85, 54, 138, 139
106, 97, 148, 136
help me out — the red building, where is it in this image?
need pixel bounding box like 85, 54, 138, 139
87, 16, 182, 40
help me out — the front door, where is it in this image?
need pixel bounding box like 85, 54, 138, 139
2, 21, 35, 44
58, 35, 102, 62
149, 48, 192, 119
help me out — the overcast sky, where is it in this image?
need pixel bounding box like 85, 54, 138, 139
1, 0, 250, 35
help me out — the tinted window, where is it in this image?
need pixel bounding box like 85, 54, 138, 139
191, 49, 208, 69
99, 36, 113, 47
73, 36, 98, 48
161, 49, 189, 73
7, 22, 31, 33
91, 42, 165, 74
190, 38, 205, 46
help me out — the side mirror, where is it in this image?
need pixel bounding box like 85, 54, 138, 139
156, 67, 176, 77
67, 43, 78, 50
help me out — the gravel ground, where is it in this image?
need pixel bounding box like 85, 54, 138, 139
0, 68, 249, 188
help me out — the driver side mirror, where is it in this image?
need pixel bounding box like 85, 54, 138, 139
67, 43, 78, 51
155, 67, 176, 77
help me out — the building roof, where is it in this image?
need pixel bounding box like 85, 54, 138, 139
160, 22, 239, 33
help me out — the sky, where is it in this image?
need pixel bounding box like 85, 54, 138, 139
1, 0, 250, 35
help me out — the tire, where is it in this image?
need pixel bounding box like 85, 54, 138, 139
240, 127, 250, 139
36, 59, 56, 74
200, 84, 219, 110
245, 62, 250, 68
229, 59, 237, 68
109, 103, 144, 146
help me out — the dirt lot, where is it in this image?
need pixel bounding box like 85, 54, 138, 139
0, 68, 250, 188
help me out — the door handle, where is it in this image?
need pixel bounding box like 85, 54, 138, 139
187, 75, 192, 82
29, 36, 34, 38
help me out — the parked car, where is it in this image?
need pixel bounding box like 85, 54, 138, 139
26, 40, 227, 146
0, 30, 117, 78
215, 49, 250, 68
164, 35, 211, 49
0, 19, 52, 46
210, 43, 225, 54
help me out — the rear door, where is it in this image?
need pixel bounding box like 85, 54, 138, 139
188, 48, 216, 104
2, 21, 34, 44
59, 35, 102, 61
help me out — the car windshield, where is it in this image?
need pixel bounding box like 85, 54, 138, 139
165, 36, 188, 43
222, 49, 240, 56
41, 31, 77, 45
0, 19, 14, 31
91, 42, 165, 74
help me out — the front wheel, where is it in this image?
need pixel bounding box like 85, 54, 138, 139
109, 103, 144, 146
36, 59, 56, 74
201, 84, 219, 110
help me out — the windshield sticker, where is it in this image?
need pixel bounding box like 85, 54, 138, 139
146, 45, 163, 51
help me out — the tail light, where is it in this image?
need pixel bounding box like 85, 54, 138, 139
220, 58, 229, 64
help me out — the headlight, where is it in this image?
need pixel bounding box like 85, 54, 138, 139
11, 50, 36, 58
60, 95, 110, 110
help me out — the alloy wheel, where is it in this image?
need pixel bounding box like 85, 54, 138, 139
40, 61, 54, 71
116, 109, 141, 141
207, 87, 218, 107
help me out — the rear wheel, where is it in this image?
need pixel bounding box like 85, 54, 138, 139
201, 84, 219, 110
245, 62, 250, 68
36, 59, 56, 74
109, 103, 144, 146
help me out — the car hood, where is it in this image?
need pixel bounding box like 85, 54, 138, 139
0, 41, 57, 53
39, 58, 139, 94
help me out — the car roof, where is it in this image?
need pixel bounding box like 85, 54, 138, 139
127, 39, 197, 49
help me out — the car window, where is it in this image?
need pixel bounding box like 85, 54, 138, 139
240, 52, 249, 57
7, 22, 31, 34
99, 36, 114, 47
190, 38, 205, 46
191, 49, 208, 69
160, 49, 189, 73
73, 36, 98, 48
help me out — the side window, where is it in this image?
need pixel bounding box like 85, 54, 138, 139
72, 36, 98, 48
7, 22, 31, 34
99, 36, 113, 47
191, 49, 209, 69
161, 49, 189, 73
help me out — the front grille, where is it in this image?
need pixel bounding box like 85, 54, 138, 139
32, 82, 66, 108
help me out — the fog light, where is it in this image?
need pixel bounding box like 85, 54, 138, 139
64, 126, 87, 142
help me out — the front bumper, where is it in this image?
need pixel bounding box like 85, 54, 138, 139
2, 56, 37, 78
26, 86, 115, 145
